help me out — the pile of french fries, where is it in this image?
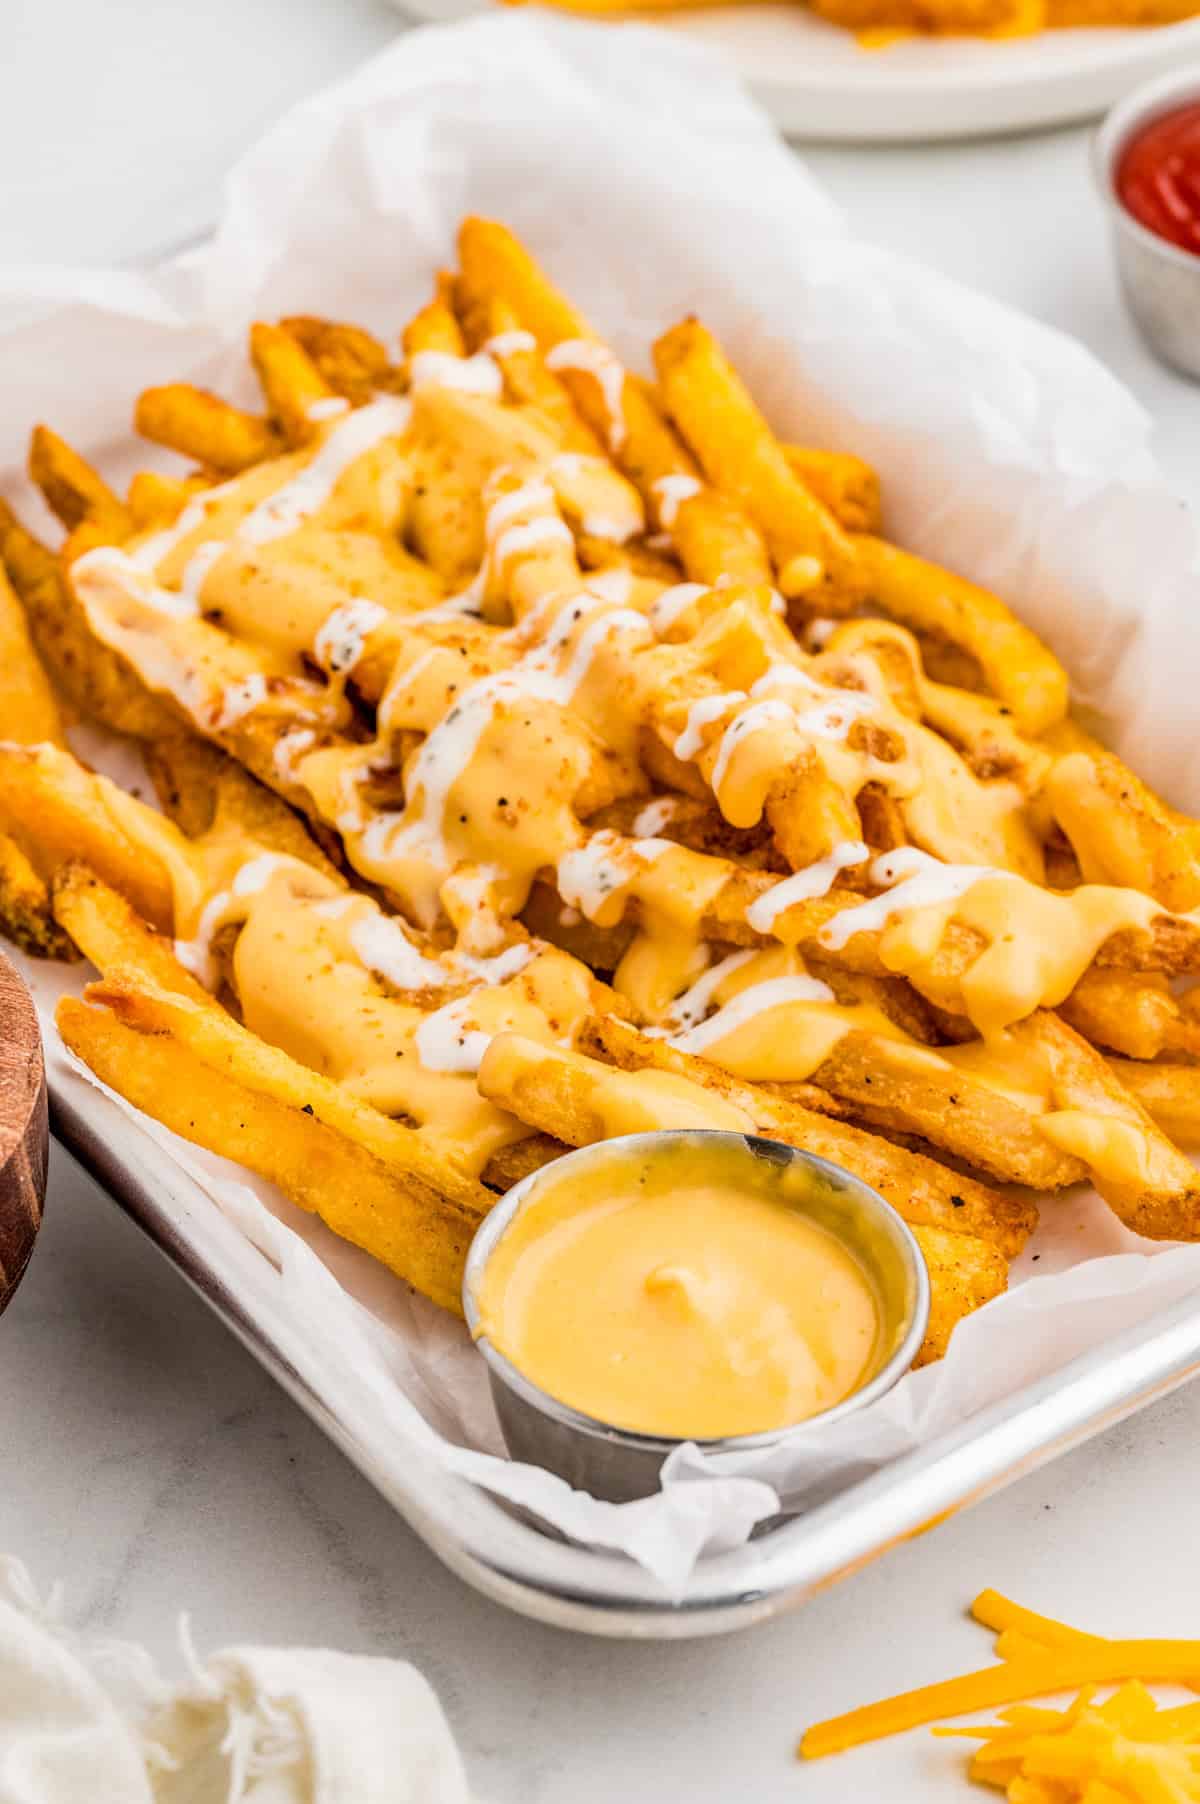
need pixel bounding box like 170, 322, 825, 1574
3, 217, 1200, 1374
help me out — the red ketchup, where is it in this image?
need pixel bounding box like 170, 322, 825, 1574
1116, 100, 1200, 257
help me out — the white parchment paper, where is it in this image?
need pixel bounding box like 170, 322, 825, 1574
5, 13, 1200, 1594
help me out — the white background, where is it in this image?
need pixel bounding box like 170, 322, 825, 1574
3, 2, 1200, 1797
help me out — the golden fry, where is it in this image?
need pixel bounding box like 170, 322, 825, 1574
29, 426, 131, 538
654, 317, 864, 609
1105, 1059, 1200, 1145
52, 865, 209, 998
782, 445, 882, 535
0, 835, 76, 960
1060, 966, 1200, 1060
0, 744, 174, 931
1009, 1011, 1200, 1240
58, 993, 482, 1316
856, 535, 1069, 734
249, 321, 337, 447
0, 564, 64, 746
1047, 745, 1200, 913
135, 384, 281, 473
281, 315, 392, 404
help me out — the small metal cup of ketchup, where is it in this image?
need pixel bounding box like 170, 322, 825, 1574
1095, 68, 1200, 380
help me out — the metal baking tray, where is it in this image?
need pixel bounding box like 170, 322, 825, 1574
51, 1081, 1200, 1638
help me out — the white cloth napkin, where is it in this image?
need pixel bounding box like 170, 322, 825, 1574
0, 1561, 475, 1804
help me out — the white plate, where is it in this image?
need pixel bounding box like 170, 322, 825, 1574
389, 0, 1200, 141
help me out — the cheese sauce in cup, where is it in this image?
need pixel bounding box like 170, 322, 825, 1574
465, 1131, 929, 1502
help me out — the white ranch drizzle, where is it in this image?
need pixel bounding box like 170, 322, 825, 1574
306, 396, 351, 422
173, 852, 297, 989
544, 340, 627, 450
210, 674, 269, 730
631, 795, 685, 837
491, 516, 574, 569
414, 997, 493, 1074
482, 330, 537, 358
746, 841, 870, 933
710, 700, 796, 802
72, 546, 201, 621
651, 473, 701, 528
126, 478, 238, 573
672, 974, 838, 1055
273, 726, 316, 781
556, 833, 671, 919
672, 692, 743, 762
661, 948, 756, 1033
348, 912, 451, 991
651, 582, 708, 636
819, 847, 991, 952
313, 599, 388, 675
408, 350, 502, 397
582, 566, 634, 605
332, 549, 650, 899
237, 396, 412, 546
178, 541, 226, 606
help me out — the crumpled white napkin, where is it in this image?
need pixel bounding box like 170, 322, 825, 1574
0, 1560, 475, 1804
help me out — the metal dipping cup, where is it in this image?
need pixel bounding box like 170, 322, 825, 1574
463, 1130, 930, 1505
1094, 67, 1200, 381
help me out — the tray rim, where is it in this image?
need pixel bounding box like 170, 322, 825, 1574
49, 1078, 1200, 1639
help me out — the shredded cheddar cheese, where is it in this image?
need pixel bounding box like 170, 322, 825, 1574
800, 1589, 1200, 1797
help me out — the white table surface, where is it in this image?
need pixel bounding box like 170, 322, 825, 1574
4, 4, 1200, 1797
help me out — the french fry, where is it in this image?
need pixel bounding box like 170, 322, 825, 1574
51, 865, 209, 998
58, 993, 483, 1316
1105, 1060, 1200, 1145
127, 470, 208, 530
281, 315, 393, 404
653, 318, 865, 609
0, 836, 76, 960
1060, 966, 1200, 1060
782, 445, 883, 535
402, 273, 467, 358
578, 1014, 1037, 1256
0, 565, 64, 746
0, 743, 174, 931
480, 1133, 566, 1192
135, 385, 281, 473
28, 426, 131, 539
470, 296, 602, 454
457, 216, 589, 349
0, 499, 176, 739
478, 1031, 758, 1140
249, 321, 338, 447
807, 1033, 1086, 1190
1047, 747, 1200, 913
910, 1224, 1007, 1365
142, 733, 340, 879
856, 536, 1070, 735
90, 968, 492, 1212
1008, 1011, 1200, 1240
